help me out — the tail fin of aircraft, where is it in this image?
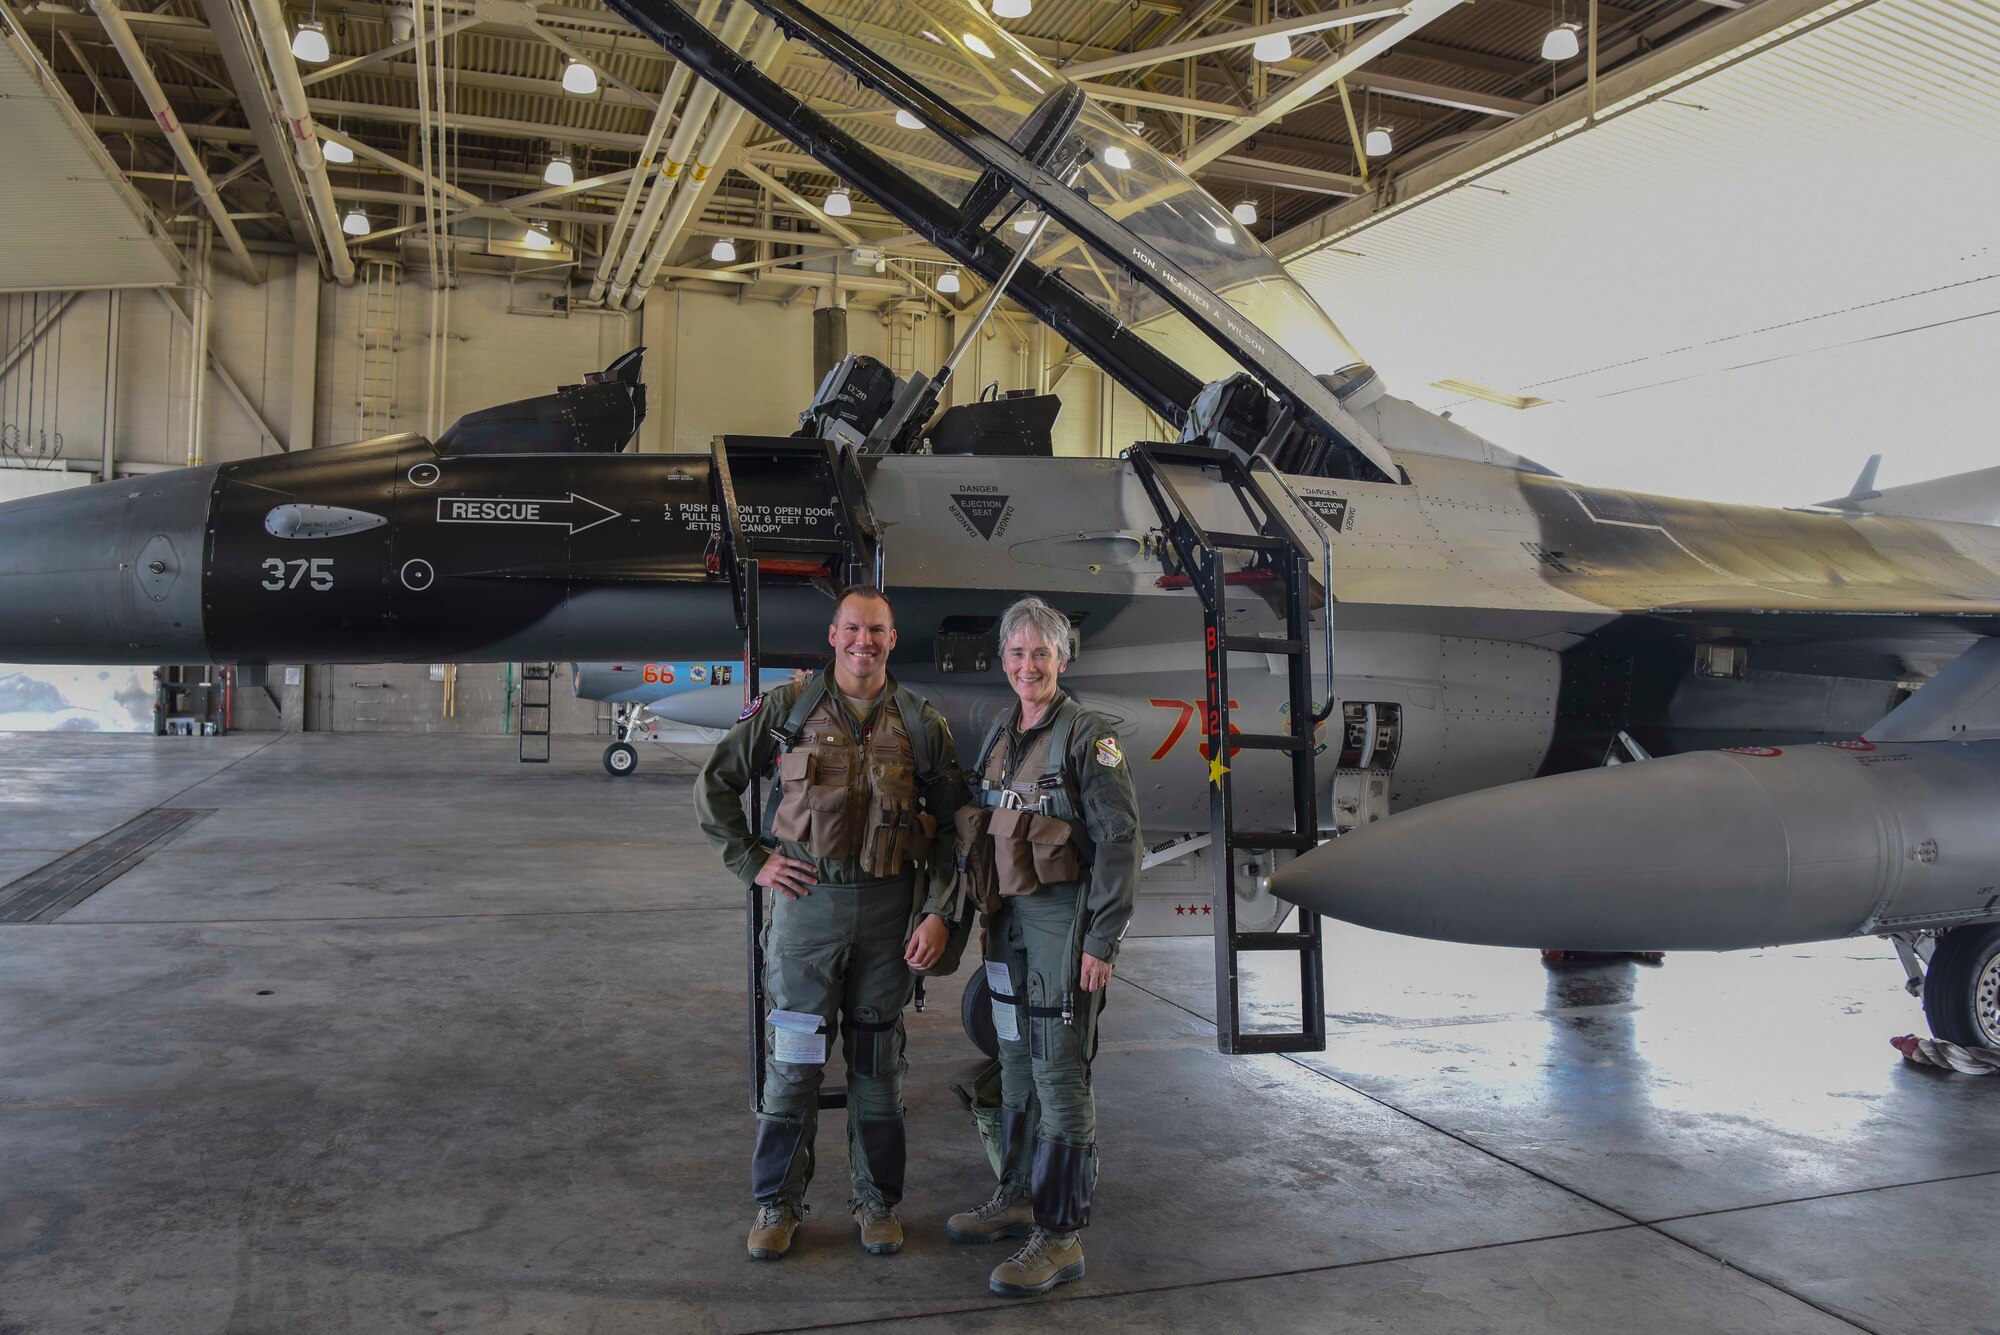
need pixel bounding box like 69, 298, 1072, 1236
1817, 458, 2000, 527
1866, 637, 2000, 742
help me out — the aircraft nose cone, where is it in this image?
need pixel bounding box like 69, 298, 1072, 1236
1271, 750, 1883, 952
0, 468, 214, 663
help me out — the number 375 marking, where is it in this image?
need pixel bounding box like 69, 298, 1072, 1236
261, 557, 334, 591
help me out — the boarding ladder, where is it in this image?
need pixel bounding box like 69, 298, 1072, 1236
517, 662, 554, 763
1128, 441, 1335, 1054
710, 436, 883, 1112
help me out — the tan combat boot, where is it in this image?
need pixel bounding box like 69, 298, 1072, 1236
946, 1185, 1034, 1244
746, 1202, 801, 1260
988, 1228, 1084, 1297
853, 1201, 904, 1255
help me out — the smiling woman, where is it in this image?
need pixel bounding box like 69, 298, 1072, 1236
948, 593, 1141, 1298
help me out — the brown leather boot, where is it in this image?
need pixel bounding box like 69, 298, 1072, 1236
746, 1202, 801, 1260
852, 1201, 904, 1255
946, 1185, 1034, 1243
989, 1228, 1084, 1297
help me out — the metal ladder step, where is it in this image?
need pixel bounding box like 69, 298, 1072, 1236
1224, 635, 1304, 654
1229, 830, 1316, 851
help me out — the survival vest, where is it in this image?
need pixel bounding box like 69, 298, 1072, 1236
953, 695, 1097, 904
763, 671, 942, 878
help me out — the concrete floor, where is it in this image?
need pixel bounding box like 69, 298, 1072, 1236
1, 732, 1996, 1335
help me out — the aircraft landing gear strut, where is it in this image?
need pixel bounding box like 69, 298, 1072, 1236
603, 703, 644, 777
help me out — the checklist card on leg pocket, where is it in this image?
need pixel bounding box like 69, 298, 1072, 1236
769, 1009, 828, 1065
984, 960, 1020, 1044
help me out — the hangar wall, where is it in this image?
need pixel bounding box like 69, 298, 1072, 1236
0, 258, 1161, 474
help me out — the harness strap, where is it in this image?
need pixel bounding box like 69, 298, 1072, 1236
988, 988, 1066, 1019
845, 1016, 900, 1032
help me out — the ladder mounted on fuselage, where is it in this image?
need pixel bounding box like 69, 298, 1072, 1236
1128, 441, 1335, 1055
709, 435, 883, 1113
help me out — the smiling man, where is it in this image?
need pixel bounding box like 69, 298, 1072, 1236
695, 586, 963, 1261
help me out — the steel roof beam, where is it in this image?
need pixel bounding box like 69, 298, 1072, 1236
1183, 0, 1465, 170
1061, 0, 1412, 80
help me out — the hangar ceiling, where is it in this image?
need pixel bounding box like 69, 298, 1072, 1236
0, 0, 1749, 300
0, 14, 181, 292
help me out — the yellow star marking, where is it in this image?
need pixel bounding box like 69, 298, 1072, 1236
1208, 755, 1230, 788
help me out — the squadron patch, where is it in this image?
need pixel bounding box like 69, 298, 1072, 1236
1095, 736, 1124, 768
739, 695, 764, 722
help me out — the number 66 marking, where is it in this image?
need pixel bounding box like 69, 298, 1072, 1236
261, 557, 334, 591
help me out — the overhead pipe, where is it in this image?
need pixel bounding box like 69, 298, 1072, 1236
589, 0, 720, 305
87, 0, 261, 285
243, 0, 356, 284
606, 1, 757, 306
627, 24, 786, 311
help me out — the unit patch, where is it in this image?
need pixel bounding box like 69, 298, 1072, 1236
1095, 736, 1124, 768
739, 695, 764, 722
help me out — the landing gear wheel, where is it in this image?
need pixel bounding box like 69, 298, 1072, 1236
961, 968, 999, 1059
1922, 923, 2000, 1047
603, 742, 638, 777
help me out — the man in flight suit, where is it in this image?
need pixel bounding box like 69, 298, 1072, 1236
696, 586, 962, 1261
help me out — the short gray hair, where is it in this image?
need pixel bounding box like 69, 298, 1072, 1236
998, 596, 1074, 667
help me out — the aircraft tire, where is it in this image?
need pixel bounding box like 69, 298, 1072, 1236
961, 969, 999, 1059
603, 742, 638, 777
1922, 922, 2000, 1048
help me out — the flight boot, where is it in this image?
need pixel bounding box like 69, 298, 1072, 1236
988, 1228, 1084, 1298
747, 1202, 802, 1260
946, 1184, 1034, 1243
852, 1201, 904, 1255
948, 1105, 1035, 1242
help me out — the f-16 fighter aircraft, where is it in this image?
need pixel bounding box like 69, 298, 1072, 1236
573, 661, 794, 774
3, 0, 1999, 1048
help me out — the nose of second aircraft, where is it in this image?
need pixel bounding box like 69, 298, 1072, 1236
0, 467, 215, 663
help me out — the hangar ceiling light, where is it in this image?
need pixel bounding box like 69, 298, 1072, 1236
341, 207, 370, 237
321, 138, 354, 165
291, 18, 329, 64
1542, 22, 1582, 61
1252, 33, 1293, 63
562, 58, 598, 95
543, 152, 574, 186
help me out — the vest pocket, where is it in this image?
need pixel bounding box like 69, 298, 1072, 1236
952, 806, 1000, 913
1027, 814, 1080, 886
988, 806, 1040, 897
771, 750, 815, 843
860, 761, 920, 876
806, 784, 852, 860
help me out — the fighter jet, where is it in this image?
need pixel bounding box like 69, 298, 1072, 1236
3, 0, 1999, 1045
572, 660, 793, 774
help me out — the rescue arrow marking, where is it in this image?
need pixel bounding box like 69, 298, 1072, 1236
435, 493, 621, 535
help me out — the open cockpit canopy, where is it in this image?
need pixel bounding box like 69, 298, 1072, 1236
605, 0, 1398, 481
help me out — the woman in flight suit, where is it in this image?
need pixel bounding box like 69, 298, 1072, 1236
943, 595, 1141, 1298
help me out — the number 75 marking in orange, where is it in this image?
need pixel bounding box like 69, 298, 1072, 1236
1148, 698, 1241, 761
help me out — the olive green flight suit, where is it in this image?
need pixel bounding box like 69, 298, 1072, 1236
696, 669, 961, 1212
977, 692, 1140, 1233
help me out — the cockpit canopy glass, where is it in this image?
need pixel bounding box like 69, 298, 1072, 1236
781, 0, 1365, 385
